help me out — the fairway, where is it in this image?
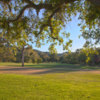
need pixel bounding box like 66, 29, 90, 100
0, 63, 100, 100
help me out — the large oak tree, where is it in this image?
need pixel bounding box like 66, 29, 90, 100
0, 0, 100, 65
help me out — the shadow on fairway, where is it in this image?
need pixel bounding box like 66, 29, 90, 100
0, 63, 100, 75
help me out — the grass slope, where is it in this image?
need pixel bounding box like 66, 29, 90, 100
0, 63, 100, 100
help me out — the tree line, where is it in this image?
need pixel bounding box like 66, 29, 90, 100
0, 42, 100, 66
61, 48, 100, 65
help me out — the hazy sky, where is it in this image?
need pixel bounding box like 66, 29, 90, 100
31, 14, 86, 53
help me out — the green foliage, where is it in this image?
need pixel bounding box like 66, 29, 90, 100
82, 29, 100, 47
77, 50, 87, 64
0, 38, 16, 62
61, 48, 100, 65
1, 0, 100, 53
16, 46, 43, 63
82, 48, 99, 65
78, 1, 100, 48
61, 52, 78, 64
0, 47, 16, 62
39, 52, 50, 62
1, 42, 100, 66
49, 43, 57, 54
1, 0, 100, 66
49, 53, 60, 62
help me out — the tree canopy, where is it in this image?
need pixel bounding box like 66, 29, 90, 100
0, 0, 100, 51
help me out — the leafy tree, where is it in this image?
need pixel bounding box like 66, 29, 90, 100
32, 51, 42, 63
24, 46, 34, 63
60, 52, 78, 64
60, 53, 68, 63
16, 46, 43, 63
0, 0, 100, 64
80, 29, 100, 64
39, 52, 50, 62
49, 53, 60, 62
60, 48, 99, 65
79, 1, 100, 54
0, 37, 16, 62
0, 0, 74, 51
77, 50, 87, 64
82, 48, 99, 65
24, 46, 43, 63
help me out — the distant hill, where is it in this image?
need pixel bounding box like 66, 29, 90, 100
33, 49, 66, 57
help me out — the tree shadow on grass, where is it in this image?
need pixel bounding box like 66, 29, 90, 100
30, 64, 100, 74
25, 63, 100, 70
0, 63, 100, 75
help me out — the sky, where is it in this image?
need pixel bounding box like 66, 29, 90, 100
31, 14, 86, 53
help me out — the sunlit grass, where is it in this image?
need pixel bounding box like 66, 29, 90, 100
0, 63, 100, 100
0, 71, 100, 100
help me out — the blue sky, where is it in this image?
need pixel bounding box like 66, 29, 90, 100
31, 14, 86, 53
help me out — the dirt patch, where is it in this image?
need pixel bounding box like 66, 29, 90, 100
89, 70, 100, 74
0, 66, 100, 75
0, 66, 51, 75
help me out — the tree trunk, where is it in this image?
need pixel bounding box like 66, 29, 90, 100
22, 46, 25, 67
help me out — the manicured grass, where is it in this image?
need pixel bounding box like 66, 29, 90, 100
0, 62, 59, 68
0, 63, 100, 100
0, 72, 100, 100
0, 62, 100, 70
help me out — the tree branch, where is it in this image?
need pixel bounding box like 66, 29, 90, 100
0, 0, 77, 23
37, 0, 77, 36
38, 7, 61, 36
8, 5, 32, 22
